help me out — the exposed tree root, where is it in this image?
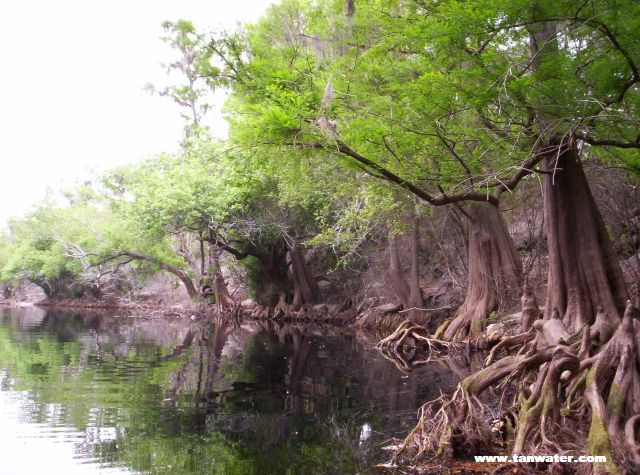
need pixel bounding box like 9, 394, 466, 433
393, 292, 640, 474
375, 284, 540, 372
242, 293, 360, 324
354, 302, 448, 332
485, 330, 535, 366
352, 302, 401, 329
375, 320, 463, 372
625, 415, 640, 467
395, 386, 494, 463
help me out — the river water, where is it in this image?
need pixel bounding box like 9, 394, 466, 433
0, 307, 460, 474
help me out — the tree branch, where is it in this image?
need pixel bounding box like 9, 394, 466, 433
335, 141, 498, 205
576, 133, 640, 150
89, 251, 199, 299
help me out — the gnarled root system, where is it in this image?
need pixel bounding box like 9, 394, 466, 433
394, 300, 640, 474
375, 320, 463, 372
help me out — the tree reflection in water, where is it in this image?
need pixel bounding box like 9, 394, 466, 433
0, 308, 460, 474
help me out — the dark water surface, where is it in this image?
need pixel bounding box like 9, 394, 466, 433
0, 307, 459, 474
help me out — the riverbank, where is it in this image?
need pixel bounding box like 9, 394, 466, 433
0, 275, 446, 330
1, 293, 454, 332
0, 294, 194, 319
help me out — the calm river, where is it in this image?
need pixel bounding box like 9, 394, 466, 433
0, 307, 459, 474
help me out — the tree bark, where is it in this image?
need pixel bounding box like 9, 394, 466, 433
0, 284, 13, 300
443, 202, 522, 341
407, 217, 424, 321
210, 248, 235, 313
543, 145, 628, 330
526, 13, 628, 330
33, 276, 68, 298
176, 233, 203, 284
156, 263, 199, 301
385, 218, 424, 322
387, 235, 411, 307
290, 244, 319, 310
386, 216, 424, 322
199, 237, 205, 277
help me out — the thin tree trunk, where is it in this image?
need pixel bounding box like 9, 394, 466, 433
385, 218, 425, 323
165, 267, 199, 300
199, 237, 205, 277
443, 202, 522, 341
407, 216, 424, 322
543, 145, 628, 330
176, 233, 202, 283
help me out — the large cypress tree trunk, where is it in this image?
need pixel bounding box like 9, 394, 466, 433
543, 144, 628, 330
442, 202, 522, 341
526, 16, 628, 330
210, 249, 235, 314
386, 235, 411, 307
290, 244, 320, 311
395, 11, 640, 472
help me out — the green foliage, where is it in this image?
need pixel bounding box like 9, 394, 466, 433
241, 254, 288, 305
195, 0, 639, 209
109, 138, 265, 239
487, 311, 499, 324
1, 205, 84, 296
0, 183, 189, 297
4, 0, 639, 303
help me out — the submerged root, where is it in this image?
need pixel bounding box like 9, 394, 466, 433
375, 320, 463, 372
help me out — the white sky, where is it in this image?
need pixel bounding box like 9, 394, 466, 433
0, 0, 274, 228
